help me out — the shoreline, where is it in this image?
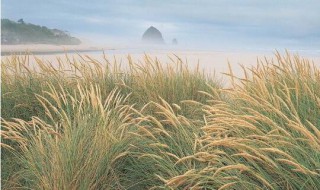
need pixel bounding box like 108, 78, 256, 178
1, 44, 104, 56
1, 49, 103, 56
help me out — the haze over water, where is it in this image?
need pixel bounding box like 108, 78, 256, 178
2, 0, 320, 53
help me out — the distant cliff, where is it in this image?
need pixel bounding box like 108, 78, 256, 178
1, 19, 81, 45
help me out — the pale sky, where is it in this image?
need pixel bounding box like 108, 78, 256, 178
2, 0, 320, 50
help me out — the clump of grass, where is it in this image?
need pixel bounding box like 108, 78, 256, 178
119, 98, 204, 189
1, 54, 218, 121
126, 55, 218, 105
2, 86, 137, 189
1, 54, 121, 121
161, 52, 320, 189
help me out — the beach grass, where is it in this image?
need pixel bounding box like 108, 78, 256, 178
1, 52, 319, 189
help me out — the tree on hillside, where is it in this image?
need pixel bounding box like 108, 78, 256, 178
17, 18, 25, 24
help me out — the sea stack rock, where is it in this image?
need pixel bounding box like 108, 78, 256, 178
172, 38, 178, 45
142, 26, 164, 44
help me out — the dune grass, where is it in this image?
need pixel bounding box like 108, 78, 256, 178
1, 52, 319, 189
161, 53, 320, 189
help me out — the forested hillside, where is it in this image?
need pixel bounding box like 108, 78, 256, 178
1, 19, 81, 45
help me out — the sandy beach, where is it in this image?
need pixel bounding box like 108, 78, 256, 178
2, 44, 320, 83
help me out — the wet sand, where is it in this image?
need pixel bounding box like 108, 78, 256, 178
1, 44, 104, 56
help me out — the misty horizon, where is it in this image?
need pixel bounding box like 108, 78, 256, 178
2, 0, 320, 51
